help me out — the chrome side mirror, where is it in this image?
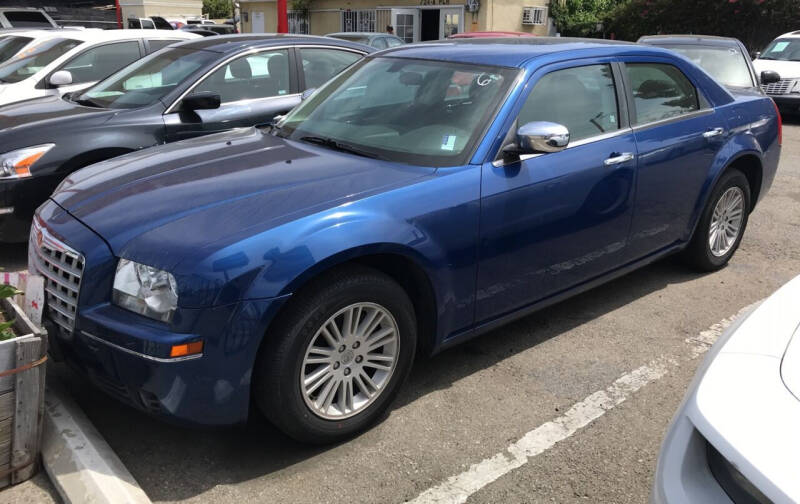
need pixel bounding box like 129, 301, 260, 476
49, 70, 73, 87
517, 121, 570, 154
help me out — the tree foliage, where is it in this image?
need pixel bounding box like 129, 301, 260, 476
605, 0, 800, 51
549, 0, 623, 38
202, 0, 232, 19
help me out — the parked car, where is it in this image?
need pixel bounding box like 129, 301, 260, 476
0, 35, 372, 242
652, 275, 800, 503
753, 31, 800, 113
30, 38, 780, 443
0, 29, 199, 107
0, 32, 40, 64
182, 24, 236, 36
0, 7, 58, 30
638, 34, 780, 91
326, 31, 404, 49
448, 31, 536, 38
127, 16, 173, 30
186, 19, 216, 25
178, 28, 218, 37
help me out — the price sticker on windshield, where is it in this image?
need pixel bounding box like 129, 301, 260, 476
441, 135, 457, 151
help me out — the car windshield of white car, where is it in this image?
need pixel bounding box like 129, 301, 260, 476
276, 57, 518, 167
79, 47, 218, 109
0, 35, 33, 64
0, 37, 80, 83
760, 38, 800, 61
660, 44, 754, 88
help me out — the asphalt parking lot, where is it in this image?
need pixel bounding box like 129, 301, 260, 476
2, 118, 799, 504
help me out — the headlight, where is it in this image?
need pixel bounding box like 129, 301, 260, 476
112, 258, 178, 322
0, 144, 55, 179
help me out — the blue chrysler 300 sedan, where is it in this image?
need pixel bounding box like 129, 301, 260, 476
32, 38, 780, 443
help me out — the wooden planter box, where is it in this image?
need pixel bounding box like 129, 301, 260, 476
0, 296, 47, 488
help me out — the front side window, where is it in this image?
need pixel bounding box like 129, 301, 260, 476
193, 50, 290, 104
80, 47, 217, 109
625, 63, 699, 125
300, 48, 361, 89
276, 57, 518, 166
0, 36, 32, 64
659, 44, 754, 88
60, 41, 141, 84
520, 64, 619, 142
760, 38, 800, 62
0, 37, 80, 84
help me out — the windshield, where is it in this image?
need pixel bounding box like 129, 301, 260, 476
0, 35, 32, 64
79, 47, 217, 109
0, 37, 80, 83
276, 57, 517, 166
659, 44, 754, 88
760, 38, 800, 61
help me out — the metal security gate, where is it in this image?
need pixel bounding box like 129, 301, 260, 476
288, 10, 309, 34
341, 9, 376, 32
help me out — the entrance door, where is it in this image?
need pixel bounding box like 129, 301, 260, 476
252, 11, 265, 32
439, 8, 462, 38
391, 9, 418, 43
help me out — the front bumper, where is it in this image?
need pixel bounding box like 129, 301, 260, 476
652, 279, 800, 503
34, 199, 290, 426
769, 93, 800, 112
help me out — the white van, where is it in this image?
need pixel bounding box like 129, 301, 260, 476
753, 30, 800, 112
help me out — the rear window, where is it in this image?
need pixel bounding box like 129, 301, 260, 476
658, 44, 754, 88
3, 11, 53, 28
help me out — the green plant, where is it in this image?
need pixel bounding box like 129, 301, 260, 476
202, 0, 232, 19
0, 284, 22, 342
549, 0, 624, 38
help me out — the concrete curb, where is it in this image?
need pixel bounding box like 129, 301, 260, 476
41, 385, 151, 504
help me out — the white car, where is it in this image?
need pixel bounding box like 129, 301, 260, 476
652, 275, 800, 503
0, 29, 199, 106
753, 31, 800, 113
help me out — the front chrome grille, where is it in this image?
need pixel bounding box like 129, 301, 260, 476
761, 78, 796, 95
29, 219, 85, 334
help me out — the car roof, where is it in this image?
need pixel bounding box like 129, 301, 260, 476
377, 37, 642, 67
638, 34, 744, 49
170, 33, 374, 53
773, 30, 800, 39
2, 28, 199, 43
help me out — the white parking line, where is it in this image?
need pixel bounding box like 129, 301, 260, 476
409, 301, 761, 504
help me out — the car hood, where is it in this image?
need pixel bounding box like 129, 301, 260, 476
0, 94, 114, 143
52, 127, 434, 266
753, 59, 800, 79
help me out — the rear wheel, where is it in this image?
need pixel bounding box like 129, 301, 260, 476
254, 265, 416, 444
682, 169, 750, 271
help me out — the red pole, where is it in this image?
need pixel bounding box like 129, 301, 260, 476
277, 0, 288, 33
115, 0, 122, 28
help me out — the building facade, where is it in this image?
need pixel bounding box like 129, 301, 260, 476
239, 0, 553, 41
119, 0, 202, 21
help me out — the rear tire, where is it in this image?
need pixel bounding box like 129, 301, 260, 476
682, 169, 751, 271
254, 265, 416, 444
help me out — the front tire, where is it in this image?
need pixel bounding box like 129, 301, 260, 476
682, 169, 751, 271
254, 265, 416, 444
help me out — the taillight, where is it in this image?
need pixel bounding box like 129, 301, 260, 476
773, 98, 782, 146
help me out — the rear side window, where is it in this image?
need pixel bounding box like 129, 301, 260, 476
147, 39, 181, 54
4, 11, 53, 28
625, 63, 699, 125
520, 64, 619, 142
61, 41, 142, 84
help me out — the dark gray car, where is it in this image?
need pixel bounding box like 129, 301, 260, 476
0, 35, 372, 241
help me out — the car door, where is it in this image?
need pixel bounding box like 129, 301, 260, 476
47, 40, 144, 96
297, 46, 364, 90
163, 48, 299, 142
619, 58, 729, 260
476, 61, 638, 322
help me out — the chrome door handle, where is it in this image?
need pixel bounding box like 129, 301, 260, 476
703, 127, 725, 138
604, 152, 634, 166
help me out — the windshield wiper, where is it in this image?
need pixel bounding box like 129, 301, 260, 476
300, 136, 381, 159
